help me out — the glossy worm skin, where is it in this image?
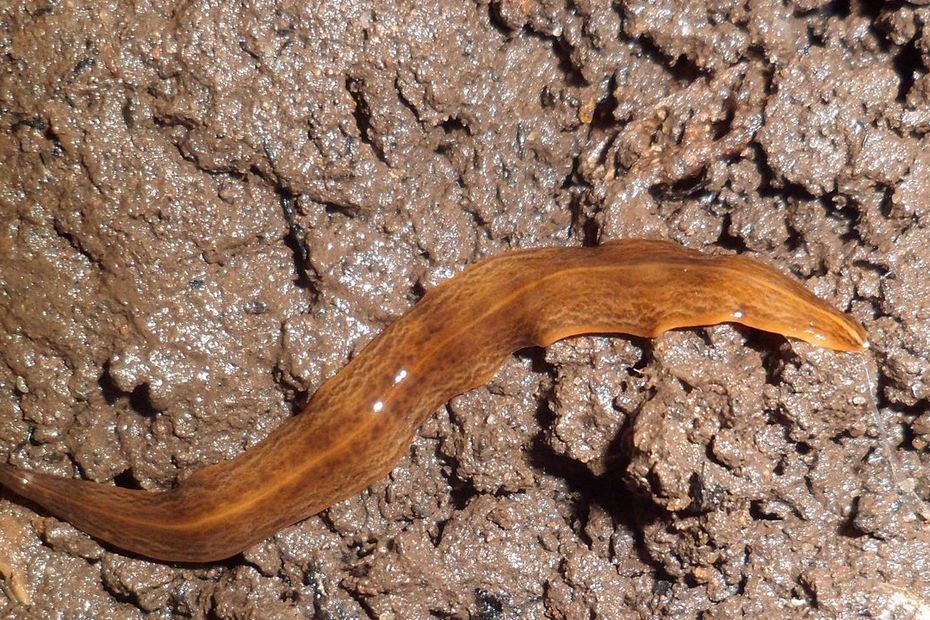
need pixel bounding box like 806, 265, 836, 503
0, 240, 867, 562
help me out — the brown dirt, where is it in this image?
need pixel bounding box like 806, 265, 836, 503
1, 0, 929, 618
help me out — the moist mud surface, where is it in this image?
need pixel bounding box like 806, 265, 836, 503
1, 0, 930, 618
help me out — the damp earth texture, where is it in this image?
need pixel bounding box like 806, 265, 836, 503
1, 1, 929, 617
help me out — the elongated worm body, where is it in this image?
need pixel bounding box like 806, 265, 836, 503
0, 240, 867, 562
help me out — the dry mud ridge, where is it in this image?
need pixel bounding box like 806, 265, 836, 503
1, 0, 929, 618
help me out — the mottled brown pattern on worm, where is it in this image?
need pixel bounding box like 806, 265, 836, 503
0, 240, 867, 562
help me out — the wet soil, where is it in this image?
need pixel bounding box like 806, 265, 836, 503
1, 0, 929, 618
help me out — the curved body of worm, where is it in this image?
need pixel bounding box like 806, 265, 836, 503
0, 240, 867, 562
